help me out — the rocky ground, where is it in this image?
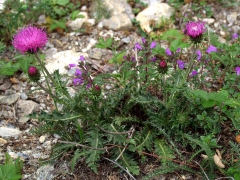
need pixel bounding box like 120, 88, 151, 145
0, 0, 240, 179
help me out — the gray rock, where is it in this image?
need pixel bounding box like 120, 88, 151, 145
20, 92, 28, 100
0, 79, 12, 91
37, 14, 46, 25
0, 127, 21, 138
102, 13, 132, 30
136, 3, 174, 32
0, 93, 19, 105
227, 12, 238, 25
36, 164, 54, 180
89, 49, 103, 60
17, 100, 40, 123
45, 48, 58, 60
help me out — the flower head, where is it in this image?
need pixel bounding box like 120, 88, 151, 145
75, 69, 82, 77
196, 50, 202, 61
135, 43, 142, 50
190, 70, 198, 77
151, 57, 157, 62
158, 60, 168, 74
177, 60, 185, 69
141, 38, 146, 43
73, 78, 84, 86
206, 45, 217, 54
235, 67, 240, 76
69, 64, 76, 69
79, 55, 85, 61
12, 25, 48, 54
150, 41, 156, 49
176, 48, 181, 53
28, 66, 40, 82
232, 33, 238, 39
165, 48, 172, 56
184, 21, 205, 44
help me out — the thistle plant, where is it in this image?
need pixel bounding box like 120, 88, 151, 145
12, 22, 240, 179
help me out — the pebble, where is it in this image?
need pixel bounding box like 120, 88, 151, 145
20, 92, 28, 100
0, 138, 7, 145
39, 136, 46, 143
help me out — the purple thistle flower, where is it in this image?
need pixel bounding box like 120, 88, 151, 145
235, 67, 240, 76
206, 45, 217, 54
196, 50, 202, 61
12, 25, 48, 54
73, 78, 84, 86
165, 48, 172, 56
184, 21, 205, 38
190, 70, 198, 77
150, 41, 156, 49
75, 69, 82, 77
176, 48, 181, 53
79, 55, 85, 61
142, 38, 146, 43
69, 64, 76, 68
177, 60, 185, 69
135, 43, 142, 50
232, 33, 238, 39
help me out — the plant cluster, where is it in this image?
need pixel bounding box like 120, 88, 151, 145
8, 20, 240, 179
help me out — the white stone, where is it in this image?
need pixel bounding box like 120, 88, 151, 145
68, 12, 88, 30
0, 0, 7, 12
140, 0, 164, 5
45, 50, 88, 74
87, 19, 95, 26
220, 30, 226, 36
39, 136, 46, 143
202, 18, 215, 24
0, 127, 21, 138
136, 3, 174, 32
227, 12, 238, 25
102, 14, 132, 30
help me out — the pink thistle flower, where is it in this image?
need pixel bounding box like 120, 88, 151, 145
12, 25, 48, 54
184, 21, 205, 43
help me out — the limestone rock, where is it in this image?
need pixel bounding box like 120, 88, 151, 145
68, 12, 88, 30
0, 127, 21, 138
0, 93, 19, 105
136, 3, 174, 32
17, 100, 40, 123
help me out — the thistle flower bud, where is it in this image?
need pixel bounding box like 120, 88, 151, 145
92, 85, 101, 97
28, 66, 40, 82
158, 60, 168, 74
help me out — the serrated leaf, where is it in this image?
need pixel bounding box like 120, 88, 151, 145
154, 139, 175, 165
70, 149, 84, 172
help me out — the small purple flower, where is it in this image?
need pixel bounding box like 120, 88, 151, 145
235, 67, 240, 76
151, 57, 157, 62
166, 48, 172, 56
190, 70, 198, 77
196, 50, 202, 61
176, 48, 181, 53
142, 38, 146, 43
79, 55, 85, 61
69, 64, 76, 68
150, 41, 156, 49
135, 43, 142, 50
184, 21, 206, 38
75, 69, 82, 77
177, 60, 185, 69
73, 78, 84, 86
206, 45, 217, 54
232, 33, 238, 39
12, 25, 48, 54
131, 57, 136, 61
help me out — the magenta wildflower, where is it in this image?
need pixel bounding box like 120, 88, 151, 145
79, 55, 85, 61
235, 67, 240, 76
28, 66, 40, 82
166, 48, 172, 56
135, 43, 142, 50
158, 60, 168, 74
131, 57, 136, 61
12, 25, 48, 54
184, 21, 205, 44
151, 57, 157, 62
75, 69, 82, 76
150, 41, 156, 49
177, 60, 185, 69
69, 64, 76, 68
196, 50, 202, 61
73, 78, 84, 86
142, 38, 146, 43
176, 48, 181, 53
190, 70, 198, 77
232, 33, 238, 39
206, 45, 217, 54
